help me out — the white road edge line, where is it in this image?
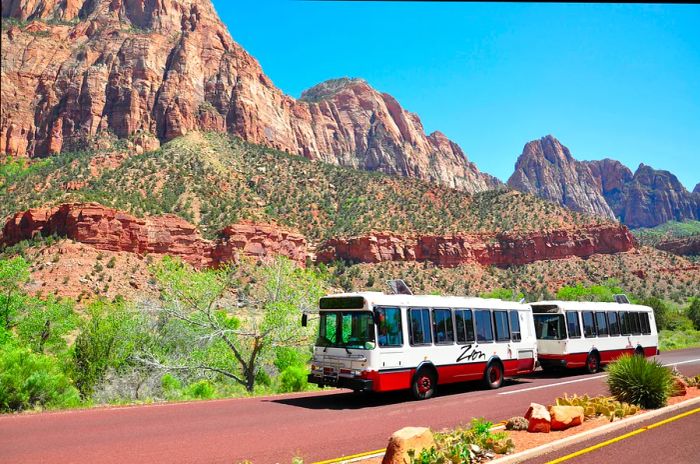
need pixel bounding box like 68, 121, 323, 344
498, 357, 700, 396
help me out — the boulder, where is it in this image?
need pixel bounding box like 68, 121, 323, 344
671, 377, 688, 397
548, 405, 584, 431
382, 427, 436, 464
525, 403, 551, 433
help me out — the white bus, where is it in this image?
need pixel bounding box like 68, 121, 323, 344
531, 300, 659, 374
304, 292, 538, 399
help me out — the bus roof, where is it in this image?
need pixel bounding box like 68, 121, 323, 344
320, 292, 530, 310
531, 300, 652, 312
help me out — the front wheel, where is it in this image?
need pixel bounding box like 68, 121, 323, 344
484, 362, 504, 389
411, 370, 436, 400
585, 353, 600, 374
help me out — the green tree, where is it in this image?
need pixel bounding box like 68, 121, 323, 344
687, 298, 700, 331
0, 256, 30, 330
143, 256, 325, 392
639, 297, 670, 331
15, 296, 77, 354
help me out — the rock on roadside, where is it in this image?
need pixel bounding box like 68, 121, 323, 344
382, 427, 436, 464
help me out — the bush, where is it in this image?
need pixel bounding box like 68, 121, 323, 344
0, 343, 81, 412
277, 366, 308, 393
688, 298, 700, 331
186, 380, 215, 399
606, 355, 673, 409
505, 416, 529, 431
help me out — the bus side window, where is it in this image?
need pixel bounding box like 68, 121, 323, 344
455, 309, 475, 343
409, 308, 432, 345
595, 312, 609, 336
475, 309, 494, 343
619, 312, 630, 335
608, 312, 620, 336
630, 312, 641, 335
582, 311, 596, 338
509, 310, 521, 342
376, 307, 403, 347
640, 312, 651, 335
433, 308, 454, 345
566, 312, 581, 338
493, 310, 510, 342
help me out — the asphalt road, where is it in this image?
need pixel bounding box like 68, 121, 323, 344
1, 348, 700, 464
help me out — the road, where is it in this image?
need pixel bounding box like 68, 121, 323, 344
1, 348, 699, 464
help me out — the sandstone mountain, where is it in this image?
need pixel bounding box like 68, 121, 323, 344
0, 0, 498, 192
508, 136, 700, 228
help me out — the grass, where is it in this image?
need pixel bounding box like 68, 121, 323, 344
634, 220, 700, 246
659, 329, 700, 351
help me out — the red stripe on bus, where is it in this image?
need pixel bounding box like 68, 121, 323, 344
539, 346, 657, 369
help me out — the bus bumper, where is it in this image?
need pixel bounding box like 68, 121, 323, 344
307, 374, 374, 392
538, 357, 569, 369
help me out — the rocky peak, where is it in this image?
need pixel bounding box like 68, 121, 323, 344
507, 136, 616, 220
694, 183, 700, 194
299, 78, 368, 102
585, 158, 633, 195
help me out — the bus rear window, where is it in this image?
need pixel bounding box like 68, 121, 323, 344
534, 314, 566, 340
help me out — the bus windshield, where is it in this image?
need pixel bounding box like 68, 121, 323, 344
534, 314, 567, 340
316, 311, 375, 349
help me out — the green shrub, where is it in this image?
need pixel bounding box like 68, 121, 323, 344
687, 298, 700, 331
0, 343, 81, 412
606, 355, 673, 409
277, 366, 308, 393
186, 380, 215, 399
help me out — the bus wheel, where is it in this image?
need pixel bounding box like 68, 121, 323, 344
634, 347, 645, 357
585, 353, 600, 374
411, 369, 436, 400
484, 362, 504, 389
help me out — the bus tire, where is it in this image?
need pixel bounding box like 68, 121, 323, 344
634, 346, 645, 357
484, 361, 504, 389
585, 352, 600, 374
411, 368, 437, 400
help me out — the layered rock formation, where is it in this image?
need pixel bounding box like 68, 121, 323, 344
507, 136, 615, 219
0, 0, 498, 192
316, 225, 635, 267
509, 136, 700, 228
0, 203, 308, 266
654, 236, 700, 257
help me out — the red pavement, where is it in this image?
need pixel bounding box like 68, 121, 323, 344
1, 348, 699, 464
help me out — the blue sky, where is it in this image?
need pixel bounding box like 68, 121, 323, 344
213, 1, 700, 189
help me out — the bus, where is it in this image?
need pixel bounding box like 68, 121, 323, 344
304, 292, 538, 400
531, 299, 659, 374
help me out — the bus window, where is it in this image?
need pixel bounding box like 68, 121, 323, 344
534, 314, 566, 340
493, 311, 510, 342
475, 310, 494, 343
510, 310, 521, 342
340, 312, 375, 348
607, 312, 620, 336
640, 312, 651, 335
582, 311, 596, 338
566, 312, 581, 338
595, 312, 609, 336
317, 312, 339, 347
619, 312, 630, 335
409, 308, 432, 345
630, 312, 641, 335
455, 310, 475, 343
376, 307, 403, 347
433, 309, 454, 344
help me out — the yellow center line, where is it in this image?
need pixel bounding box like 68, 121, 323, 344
546, 407, 700, 464
312, 448, 387, 464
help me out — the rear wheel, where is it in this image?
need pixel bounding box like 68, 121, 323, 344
484, 362, 504, 389
635, 347, 645, 357
585, 353, 600, 374
411, 369, 437, 400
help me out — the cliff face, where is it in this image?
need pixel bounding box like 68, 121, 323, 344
0, 0, 498, 193
694, 183, 700, 194
507, 136, 616, 219
0, 203, 308, 267
316, 225, 636, 267
509, 136, 700, 228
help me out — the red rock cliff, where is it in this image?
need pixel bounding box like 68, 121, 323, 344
316, 225, 636, 267
0, 203, 308, 267
0, 0, 498, 193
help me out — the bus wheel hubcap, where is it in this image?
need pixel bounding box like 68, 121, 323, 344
418, 376, 431, 394
490, 368, 500, 384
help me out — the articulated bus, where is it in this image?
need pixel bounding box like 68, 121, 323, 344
305, 292, 538, 400
532, 300, 659, 373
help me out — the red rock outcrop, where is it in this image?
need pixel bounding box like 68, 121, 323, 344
654, 236, 700, 256
316, 225, 635, 267
0, 203, 308, 267
0, 0, 498, 193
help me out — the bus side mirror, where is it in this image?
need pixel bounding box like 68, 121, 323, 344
301, 313, 308, 327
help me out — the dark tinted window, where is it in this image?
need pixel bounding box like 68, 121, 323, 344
534, 314, 566, 340
582, 311, 596, 338
566, 312, 581, 338
494, 311, 510, 342
475, 310, 494, 343
376, 307, 403, 347
510, 310, 521, 342
455, 310, 475, 343
433, 309, 454, 344
630, 312, 641, 334
595, 312, 609, 336
619, 312, 630, 335
608, 312, 620, 336
409, 308, 432, 345
640, 312, 651, 335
